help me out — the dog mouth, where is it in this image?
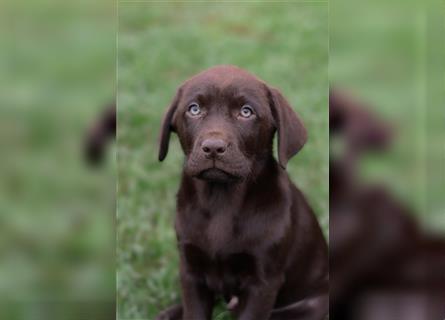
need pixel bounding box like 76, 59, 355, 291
196, 168, 241, 183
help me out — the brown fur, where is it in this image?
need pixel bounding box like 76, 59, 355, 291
156, 66, 328, 320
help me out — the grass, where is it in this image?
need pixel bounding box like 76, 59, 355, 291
117, 2, 328, 319
0, 1, 115, 319
330, 0, 445, 230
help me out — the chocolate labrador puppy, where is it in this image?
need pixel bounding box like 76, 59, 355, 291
156, 65, 328, 320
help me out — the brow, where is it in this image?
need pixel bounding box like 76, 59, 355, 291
182, 84, 219, 103
228, 90, 263, 107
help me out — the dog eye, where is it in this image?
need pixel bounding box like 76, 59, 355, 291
188, 103, 201, 116
240, 105, 254, 118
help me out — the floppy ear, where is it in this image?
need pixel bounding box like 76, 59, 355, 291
268, 86, 307, 169
158, 87, 182, 161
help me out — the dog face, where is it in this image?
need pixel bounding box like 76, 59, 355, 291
159, 65, 307, 183
175, 67, 274, 182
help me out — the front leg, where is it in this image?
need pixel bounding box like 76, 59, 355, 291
180, 270, 215, 320
234, 276, 283, 320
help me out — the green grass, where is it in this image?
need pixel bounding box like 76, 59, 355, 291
331, 0, 445, 230
0, 1, 115, 319
117, 2, 328, 319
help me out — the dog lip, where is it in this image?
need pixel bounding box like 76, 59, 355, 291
196, 167, 240, 182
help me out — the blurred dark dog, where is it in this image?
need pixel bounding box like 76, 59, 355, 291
330, 89, 445, 320
84, 102, 116, 166
157, 65, 328, 320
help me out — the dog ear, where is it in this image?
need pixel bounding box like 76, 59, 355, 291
268, 86, 307, 169
158, 87, 182, 161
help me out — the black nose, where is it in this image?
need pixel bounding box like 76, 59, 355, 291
201, 138, 227, 157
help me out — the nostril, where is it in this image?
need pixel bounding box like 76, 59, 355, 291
202, 146, 210, 153
216, 147, 226, 154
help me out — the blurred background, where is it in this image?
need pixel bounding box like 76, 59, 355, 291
0, 0, 115, 319
117, 2, 328, 319
330, 0, 445, 319
2, 0, 444, 319
331, 0, 444, 221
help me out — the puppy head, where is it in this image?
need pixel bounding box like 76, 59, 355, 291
159, 65, 307, 182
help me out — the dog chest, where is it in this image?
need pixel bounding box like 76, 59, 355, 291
182, 242, 258, 295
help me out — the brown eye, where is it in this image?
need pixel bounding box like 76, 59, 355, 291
240, 105, 254, 118
188, 103, 201, 116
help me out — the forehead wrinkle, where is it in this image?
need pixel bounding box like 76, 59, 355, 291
223, 85, 257, 98
182, 83, 219, 103
183, 69, 268, 110
223, 84, 268, 110
219, 72, 237, 88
